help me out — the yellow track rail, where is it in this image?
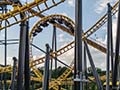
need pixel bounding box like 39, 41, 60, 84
83, 1, 119, 38
31, 0, 119, 62
29, 0, 119, 38
0, 1, 12, 5
0, 0, 66, 84
0, 0, 117, 70
32, 67, 42, 79
0, 1, 118, 89
28, 2, 119, 77
0, 12, 107, 74
0, 0, 65, 30
49, 62, 73, 90
0, 66, 12, 73
31, 76, 42, 82
30, 13, 107, 67
0, 65, 43, 82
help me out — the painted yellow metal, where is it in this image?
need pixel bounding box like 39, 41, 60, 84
30, 14, 107, 67
0, 0, 65, 30
83, 1, 119, 38
0, 66, 12, 73
103, 81, 120, 86
0, 1, 119, 89
0, 1, 12, 5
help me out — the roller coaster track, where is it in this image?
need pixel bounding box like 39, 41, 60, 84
30, 58, 43, 81
29, 0, 119, 38
0, 1, 119, 89
18, 0, 120, 67
48, 61, 74, 90
0, 1, 12, 5
0, 65, 43, 80
29, 0, 119, 62
0, 9, 112, 88
0, 0, 65, 85
0, 10, 111, 88
0, 66, 12, 73
32, 67, 42, 78
29, 1, 119, 87
83, 0, 119, 38
30, 12, 107, 68
48, 74, 112, 86
30, 11, 106, 90
0, 66, 43, 82
29, 0, 120, 73
0, 0, 65, 30
29, 14, 75, 58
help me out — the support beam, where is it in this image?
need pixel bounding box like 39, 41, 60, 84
119, 62, 120, 89
1, 4, 8, 90
52, 26, 57, 69
112, 1, 120, 90
43, 44, 50, 90
24, 21, 30, 90
17, 13, 27, 90
31, 81, 34, 90
50, 51, 53, 81
31, 43, 71, 68
52, 26, 57, 77
84, 45, 88, 90
0, 74, 3, 90
106, 3, 112, 90
10, 57, 17, 90
109, 5, 114, 76
84, 42, 103, 90
74, 0, 83, 90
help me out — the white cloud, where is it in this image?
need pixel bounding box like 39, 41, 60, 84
33, 54, 45, 61
58, 48, 74, 66
58, 34, 65, 43
58, 33, 74, 46
7, 57, 13, 65
58, 42, 107, 70
95, 0, 110, 14
101, 15, 117, 49
67, 0, 75, 7
88, 14, 118, 70
94, 0, 117, 14
87, 45, 106, 70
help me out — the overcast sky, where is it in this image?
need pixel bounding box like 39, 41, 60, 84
0, 0, 119, 70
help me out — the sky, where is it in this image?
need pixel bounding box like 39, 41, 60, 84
0, 0, 119, 70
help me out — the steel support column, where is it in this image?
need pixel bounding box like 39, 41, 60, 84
50, 50, 53, 80
84, 45, 88, 90
24, 21, 30, 90
74, 0, 83, 90
31, 43, 71, 68
112, 1, 120, 90
10, 57, 17, 90
31, 81, 34, 90
109, 5, 114, 76
118, 62, 120, 89
84, 42, 103, 90
0, 74, 3, 90
43, 44, 50, 90
53, 26, 57, 69
4, 4, 7, 70
51, 26, 57, 79
106, 3, 113, 90
3, 4, 7, 90
17, 13, 27, 90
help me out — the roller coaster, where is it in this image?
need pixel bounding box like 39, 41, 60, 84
0, 0, 120, 90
